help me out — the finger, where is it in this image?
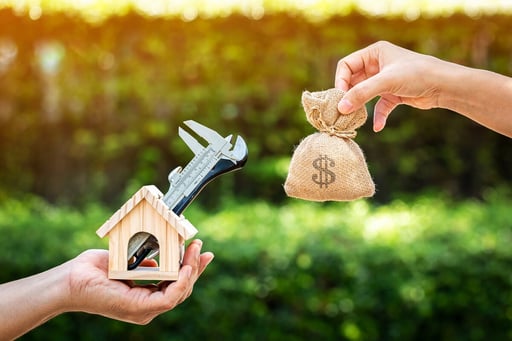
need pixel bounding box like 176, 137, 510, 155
335, 47, 373, 90
140, 258, 158, 267
156, 242, 211, 293
338, 72, 395, 115
153, 264, 192, 311
335, 42, 382, 90
182, 251, 215, 298
173, 265, 194, 305
335, 54, 366, 91
349, 70, 371, 88
373, 95, 401, 132
197, 252, 214, 277
182, 239, 203, 280
170, 240, 213, 301
182, 239, 202, 266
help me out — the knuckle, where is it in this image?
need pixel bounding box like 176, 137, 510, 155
375, 40, 390, 48
336, 58, 348, 69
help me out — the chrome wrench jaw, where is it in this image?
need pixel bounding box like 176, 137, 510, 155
127, 120, 248, 270
225, 135, 248, 164
165, 133, 248, 216
182, 120, 247, 163
170, 135, 247, 214
161, 121, 247, 210
183, 120, 226, 148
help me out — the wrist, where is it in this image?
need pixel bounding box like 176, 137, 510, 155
435, 61, 494, 115
434, 60, 470, 111
430, 61, 512, 137
0, 263, 72, 339
37, 262, 73, 316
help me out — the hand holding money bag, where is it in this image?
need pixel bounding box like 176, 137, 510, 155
284, 88, 375, 201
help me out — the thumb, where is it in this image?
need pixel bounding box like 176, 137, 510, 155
337, 73, 389, 115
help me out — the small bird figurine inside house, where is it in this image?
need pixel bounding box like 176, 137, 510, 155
96, 120, 248, 281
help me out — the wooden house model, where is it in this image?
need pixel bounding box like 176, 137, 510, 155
96, 185, 198, 281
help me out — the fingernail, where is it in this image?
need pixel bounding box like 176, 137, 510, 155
373, 116, 386, 132
373, 119, 382, 132
207, 252, 215, 263
338, 99, 353, 114
191, 239, 203, 249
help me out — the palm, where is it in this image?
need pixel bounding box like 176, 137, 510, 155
65, 241, 213, 324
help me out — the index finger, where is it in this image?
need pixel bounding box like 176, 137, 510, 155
182, 239, 203, 269
335, 49, 369, 91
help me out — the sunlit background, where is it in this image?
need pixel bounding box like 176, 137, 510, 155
0, 1, 512, 340
2, 0, 512, 20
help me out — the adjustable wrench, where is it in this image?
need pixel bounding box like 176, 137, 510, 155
127, 120, 248, 270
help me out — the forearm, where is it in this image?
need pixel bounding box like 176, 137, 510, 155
438, 61, 512, 137
0, 264, 70, 340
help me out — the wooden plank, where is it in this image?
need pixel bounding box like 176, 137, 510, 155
109, 269, 179, 281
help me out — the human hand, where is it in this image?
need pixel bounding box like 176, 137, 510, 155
64, 239, 214, 324
335, 41, 448, 132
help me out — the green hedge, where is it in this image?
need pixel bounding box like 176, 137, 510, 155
2, 189, 511, 340
0, 10, 511, 205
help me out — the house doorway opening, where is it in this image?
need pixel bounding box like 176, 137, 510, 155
127, 232, 160, 270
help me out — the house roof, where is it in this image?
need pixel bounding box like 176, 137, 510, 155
96, 185, 198, 239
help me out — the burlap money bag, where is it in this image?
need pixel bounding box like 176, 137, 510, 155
284, 88, 375, 201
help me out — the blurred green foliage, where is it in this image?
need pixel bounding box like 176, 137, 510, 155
1, 189, 510, 340
0, 9, 511, 206
1, 8, 512, 341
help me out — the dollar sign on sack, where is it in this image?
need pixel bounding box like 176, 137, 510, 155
312, 154, 336, 188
